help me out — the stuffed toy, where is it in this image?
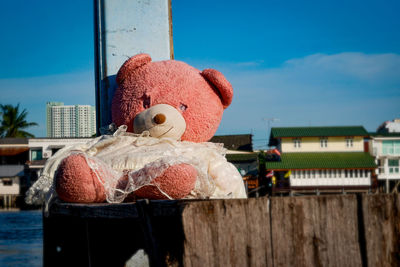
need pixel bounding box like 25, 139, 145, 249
26, 53, 247, 204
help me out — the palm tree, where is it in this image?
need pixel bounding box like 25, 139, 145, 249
0, 104, 38, 138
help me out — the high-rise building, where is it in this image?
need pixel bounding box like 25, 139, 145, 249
46, 102, 96, 138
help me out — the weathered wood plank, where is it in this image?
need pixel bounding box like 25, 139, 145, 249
362, 193, 400, 267
181, 198, 273, 267
270, 195, 362, 267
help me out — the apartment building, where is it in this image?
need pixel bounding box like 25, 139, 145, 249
46, 102, 96, 138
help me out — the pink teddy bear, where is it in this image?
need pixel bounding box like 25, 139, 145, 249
49, 54, 246, 203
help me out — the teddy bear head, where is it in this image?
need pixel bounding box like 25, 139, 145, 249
111, 53, 233, 142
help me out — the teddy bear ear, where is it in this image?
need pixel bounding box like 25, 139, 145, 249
116, 53, 152, 85
201, 69, 233, 109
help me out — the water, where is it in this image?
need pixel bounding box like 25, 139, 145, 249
0, 210, 43, 267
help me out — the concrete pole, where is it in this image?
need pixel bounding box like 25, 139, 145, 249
94, 0, 173, 133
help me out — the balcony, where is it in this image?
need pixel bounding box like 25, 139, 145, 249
377, 166, 400, 180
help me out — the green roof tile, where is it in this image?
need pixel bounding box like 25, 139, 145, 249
266, 152, 377, 170
226, 153, 258, 162
271, 126, 369, 138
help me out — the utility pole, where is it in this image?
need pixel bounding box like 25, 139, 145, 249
262, 117, 279, 149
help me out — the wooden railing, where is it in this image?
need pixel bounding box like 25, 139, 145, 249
43, 193, 400, 267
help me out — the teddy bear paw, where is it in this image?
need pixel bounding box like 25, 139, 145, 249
133, 163, 197, 199
55, 154, 106, 203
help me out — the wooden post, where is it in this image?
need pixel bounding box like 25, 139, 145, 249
270, 195, 362, 266
94, 0, 173, 132
43, 194, 400, 266
362, 193, 400, 267
181, 198, 273, 267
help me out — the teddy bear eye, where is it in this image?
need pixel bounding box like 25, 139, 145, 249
179, 103, 187, 112
142, 94, 151, 109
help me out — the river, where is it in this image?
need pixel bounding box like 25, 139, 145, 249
0, 210, 42, 267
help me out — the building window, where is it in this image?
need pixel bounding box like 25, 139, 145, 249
320, 137, 328, 148
388, 159, 400, 174
293, 138, 301, 148
346, 137, 354, 148
2, 179, 13, 186
382, 141, 400, 155
31, 149, 43, 161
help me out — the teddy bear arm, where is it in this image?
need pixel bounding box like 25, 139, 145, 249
133, 163, 197, 200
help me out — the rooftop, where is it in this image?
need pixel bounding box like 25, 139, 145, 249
0, 138, 28, 145
271, 126, 368, 138
210, 134, 253, 152
226, 153, 258, 162
265, 152, 377, 170
369, 132, 400, 138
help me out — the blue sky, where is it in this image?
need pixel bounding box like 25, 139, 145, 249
0, 0, 399, 149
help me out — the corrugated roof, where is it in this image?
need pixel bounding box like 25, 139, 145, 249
266, 152, 377, 170
369, 132, 400, 137
0, 147, 29, 156
0, 165, 25, 177
210, 134, 253, 151
0, 138, 28, 144
271, 126, 369, 138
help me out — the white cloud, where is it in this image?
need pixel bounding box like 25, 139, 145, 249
213, 52, 400, 146
1, 53, 399, 142
283, 52, 400, 83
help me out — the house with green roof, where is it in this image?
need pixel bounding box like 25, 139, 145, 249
266, 126, 377, 195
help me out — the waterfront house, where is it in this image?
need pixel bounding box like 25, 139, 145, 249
0, 138, 29, 208
266, 126, 377, 195
369, 132, 400, 193
0, 137, 93, 207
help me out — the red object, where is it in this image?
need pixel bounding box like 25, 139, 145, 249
272, 148, 281, 156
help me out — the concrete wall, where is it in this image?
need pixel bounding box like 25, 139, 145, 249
28, 138, 93, 159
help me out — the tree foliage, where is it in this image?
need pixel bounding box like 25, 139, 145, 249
0, 104, 38, 138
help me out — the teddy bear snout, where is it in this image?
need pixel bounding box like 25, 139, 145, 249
133, 104, 186, 140
153, 113, 166, 124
